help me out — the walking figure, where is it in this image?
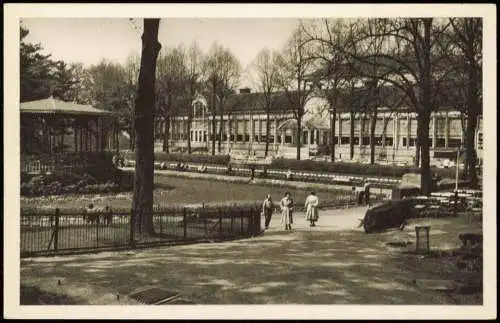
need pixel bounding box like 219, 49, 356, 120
280, 192, 294, 231
262, 194, 274, 229
363, 180, 372, 206
305, 191, 319, 227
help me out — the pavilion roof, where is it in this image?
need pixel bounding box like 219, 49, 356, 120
20, 97, 114, 116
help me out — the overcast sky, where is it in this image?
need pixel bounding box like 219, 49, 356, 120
21, 18, 301, 89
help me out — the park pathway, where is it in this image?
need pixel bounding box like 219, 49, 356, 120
20, 205, 457, 306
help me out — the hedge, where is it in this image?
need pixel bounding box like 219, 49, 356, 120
270, 158, 456, 179
123, 151, 230, 166
121, 151, 456, 179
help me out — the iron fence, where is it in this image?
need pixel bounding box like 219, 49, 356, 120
21, 205, 261, 257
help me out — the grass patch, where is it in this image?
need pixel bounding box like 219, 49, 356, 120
21, 173, 360, 211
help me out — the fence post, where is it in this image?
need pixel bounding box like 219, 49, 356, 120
257, 208, 261, 233
159, 210, 163, 234
230, 212, 235, 237
219, 208, 223, 238
183, 208, 188, 239
96, 210, 100, 248
203, 211, 208, 237
247, 209, 253, 234
129, 209, 135, 248
54, 208, 60, 252
453, 191, 459, 217
240, 210, 244, 235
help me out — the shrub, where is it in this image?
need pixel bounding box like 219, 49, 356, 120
271, 159, 418, 178
363, 199, 416, 233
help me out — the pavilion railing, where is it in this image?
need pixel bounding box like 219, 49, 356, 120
20, 205, 262, 257
21, 152, 116, 175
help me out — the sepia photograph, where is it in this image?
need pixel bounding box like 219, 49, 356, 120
4, 3, 496, 320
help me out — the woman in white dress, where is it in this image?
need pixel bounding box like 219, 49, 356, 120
280, 192, 293, 231
305, 191, 319, 227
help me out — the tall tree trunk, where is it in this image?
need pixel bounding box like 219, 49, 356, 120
415, 128, 421, 168
132, 19, 161, 240
330, 104, 336, 163
296, 116, 302, 160
218, 101, 224, 153
419, 18, 433, 196
162, 95, 171, 153
465, 35, 480, 188
465, 112, 479, 188
187, 93, 192, 154
349, 111, 355, 160
369, 112, 377, 165
264, 106, 270, 157
419, 112, 432, 195
129, 117, 135, 152
162, 116, 170, 153
211, 89, 216, 156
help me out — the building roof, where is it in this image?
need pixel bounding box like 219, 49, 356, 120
20, 97, 114, 116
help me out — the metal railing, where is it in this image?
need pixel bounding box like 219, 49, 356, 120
21, 205, 262, 257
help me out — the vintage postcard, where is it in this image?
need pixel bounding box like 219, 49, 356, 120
3, 3, 497, 320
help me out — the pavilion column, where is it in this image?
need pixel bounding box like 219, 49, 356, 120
338, 113, 342, 159
407, 113, 411, 148
226, 118, 230, 153
85, 119, 89, 152
432, 114, 437, 148
359, 116, 363, 149
74, 120, 78, 153
444, 111, 449, 148
274, 117, 278, 148
114, 119, 119, 151
250, 114, 254, 146
382, 114, 386, 149
48, 116, 53, 154
393, 114, 398, 150
100, 118, 105, 151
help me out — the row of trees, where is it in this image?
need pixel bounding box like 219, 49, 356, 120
20, 17, 482, 195
252, 18, 482, 194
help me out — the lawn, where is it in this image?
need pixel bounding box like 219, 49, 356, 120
21, 173, 359, 211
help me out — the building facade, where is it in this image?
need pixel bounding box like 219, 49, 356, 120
158, 89, 483, 165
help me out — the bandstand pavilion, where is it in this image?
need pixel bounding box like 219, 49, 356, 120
20, 97, 119, 159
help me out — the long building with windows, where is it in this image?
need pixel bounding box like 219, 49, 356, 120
157, 87, 483, 165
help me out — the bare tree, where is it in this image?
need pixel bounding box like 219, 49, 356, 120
253, 48, 279, 157
216, 49, 241, 154
124, 52, 140, 151
447, 17, 482, 188
342, 18, 453, 195
202, 43, 241, 155
301, 19, 356, 163
185, 41, 203, 154
131, 18, 162, 240
156, 45, 188, 153
275, 24, 317, 160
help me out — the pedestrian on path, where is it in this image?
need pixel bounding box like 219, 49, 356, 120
363, 180, 372, 206
261, 194, 274, 229
304, 191, 319, 227
280, 191, 294, 231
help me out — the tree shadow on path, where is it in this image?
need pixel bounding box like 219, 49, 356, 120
21, 213, 481, 305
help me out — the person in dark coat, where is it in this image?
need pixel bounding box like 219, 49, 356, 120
262, 194, 274, 229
